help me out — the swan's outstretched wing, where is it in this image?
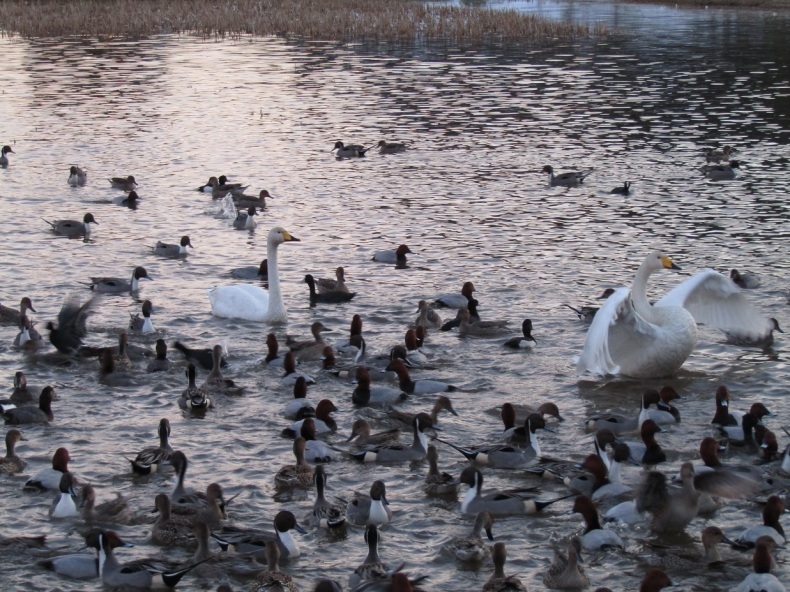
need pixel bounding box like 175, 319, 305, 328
656, 269, 773, 341
577, 287, 661, 375
207, 284, 270, 321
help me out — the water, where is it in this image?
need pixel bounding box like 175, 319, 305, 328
1, 1, 789, 590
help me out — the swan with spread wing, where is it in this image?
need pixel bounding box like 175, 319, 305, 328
577, 252, 778, 378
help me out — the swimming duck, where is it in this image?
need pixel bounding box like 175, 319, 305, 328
572, 495, 625, 550
378, 140, 408, 154
315, 266, 350, 293
108, 175, 137, 190
646, 526, 734, 571
7, 371, 34, 405
735, 536, 786, 592
386, 358, 457, 394
483, 542, 527, 592
503, 319, 537, 348
146, 339, 172, 373
334, 314, 366, 361
116, 189, 139, 208
332, 140, 370, 157
346, 480, 392, 526
81, 484, 131, 524
189, 521, 262, 579
717, 412, 760, 451
231, 258, 268, 280
620, 419, 667, 466
213, 510, 306, 560
44, 212, 97, 238
446, 511, 494, 562
179, 364, 212, 410
24, 446, 72, 491
645, 385, 683, 425
565, 450, 633, 503
128, 299, 155, 334
499, 402, 563, 436
153, 235, 192, 257
129, 418, 173, 475
458, 307, 510, 337
352, 367, 408, 407
49, 471, 79, 519
171, 482, 227, 529
274, 437, 314, 489
372, 244, 412, 265
233, 206, 257, 230
735, 495, 786, 547
208, 227, 301, 322
348, 524, 391, 591
283, 376, 314, 419
212, 175, 248, 197
201, 345, 244, 397
13, 314, 41, 351
305, 274, 356, 304
0, 145, 15, 167
706, 145, 736, 163
282, 351, 316, 385
577, 252, 776, 378
347, 419, 401, 448
151, 493, 194, 546
0, 296, 37, 327
39, 530, 131, 580
424, 445, 460, 496
307, 465, 346, 528
460, 467, 570, 516
299, 418, 339, 463
731, 268, 760, 289
434, 281, 476, 309
543, 537, 589, 590
4, 385, 55, 424
563, 288, 615, 322
89, 266, 151, 293
543, 165, 593, 187
639, 569, 674, 592
349, 413, 435, 463
415, 300, 443, 330
284, 399, 337, 437
233, 189, 272, 210
704, 160, 740, 181
173, 340, 227, 370
67, 165, 87, 186
610, 181, 631, 195
0, 429, 26, 474
248, 540, 298, 592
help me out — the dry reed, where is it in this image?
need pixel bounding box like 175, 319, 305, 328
0, 0, 604, 42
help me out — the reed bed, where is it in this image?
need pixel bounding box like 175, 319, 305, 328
0, 0, 604, 42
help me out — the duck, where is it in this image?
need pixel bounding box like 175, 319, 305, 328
704, 160, 740, 180
610, 181, 631, 195
735, 536, 786, 592
24, 447, 73, 491
706, 145, 736, 163
646, 526, 734, 570
287, 321, 331, 356
125, 301, 154, 336
233, 206, 257, 229
332, 140, 370, 157
446, 511, 494, 562
497, 401, 563, 429
129, 418, 174, 475
44, 212, 97, 238
645, 386, 683, 424
213, 175, 249, 197
4, 385, 55, 425
108, 175, 137, 190
572, 495, 625, 550
305, 273, 355, 304
232, 258, 268, 280
67, 165, 87, 186
49, 471, 79, 519
146, 339, 172, 373
201, 345, 244, 397
372, 244, 412, 265
234, 189, 272, 209
503, 319, 537, 348
171, 482, 227, 529
0, 296, 37, 327
346, 480, 392, 526
619, 419, 667, 466
347, 419, 401, 448
315, 266, 350, 293
348, 524, 391, 591
116, 189, 139, 208
208, 227, 301, 322
189, 521, 262, 579
153, 235, 192, 257
639, 569, 674, 592
397, 328, 428, 367
0, 144, 15, 167
248, 540, 298, 592
424, 444, 460, 496
460, 467, 570, 516
178, 364, 212, 410
543, 538, 589, 590
39, 530, 130, 580
565, 450, 633, 503
731, 268, 761, 289
6, 371, 35, 404
89, 266, 151, 293
13, 314, 41, 351
543, 165, 593, 187
151, 493, 194, 546
415, 300, 443, 330
434, 281, 476, 309
352, 367, 408, 407
440, 297, 481, 332
563, 288, 615, 322
386, 358, 457, 394
213, 510, 306, 560
717, 412, 760, 451
0, 429, 26, 474
483, 542, 527, 592
577, 252, 776, 378
80, 484, 131, 524
735, 495, 786, 547
299, 418, 339, 463
349, 413, 435, 463
378, 140, 408, 154
335, 314, 366, 360
458, 307, 510, 337
283, 376, 314, 419
173, 340, 226, 370
282, 351, 316, 385
201, 176, 232, 198
274, 437, 314, 489
307, 464, 346, 528
284, 399, 337, 436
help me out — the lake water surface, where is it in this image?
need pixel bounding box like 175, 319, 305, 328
1, 1, 789, 590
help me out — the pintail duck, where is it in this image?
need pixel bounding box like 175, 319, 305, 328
24, 446, 72, 491
441, 298, 481, 331
562, 288, 615, 322
67, 165, 87, 186
173, 340, 227, 370
332, 140, 370, 157
610, 181, 631, 195
232, 258, 268, 280
388, 396, 458, 430
89, 266, 151, 293
287, 321, 331, 359
129, 418, 173, 475
179, 364, 212, 410
460, 467, 571, 516
372, 243, 412, 265
353, 367, 408, 407
282, 351, 316, 385
92, 529, 206, 589
458, 307, 509, 337
735, 495, 786, 547
378, 140, 408, 154
81, 484, 131, 524
349, 413, 435, 463
153, 235, 192, 258
46, 295, 94, 354
49, 471, 79, 519
147, 339, 172, 373
348, 524, 392, 591
4, 385, 55, 425
347, 419, 400, 448
543, 165, 593, 187
706, 145, 736, 163
169, 452, 227, 518
274, 437, 314, 489
502, 411, 552, 450
201, 345, 244, 397
316, 266, 350, 293
543, 537, 589, 590
483, 542, 527, 592
0, 429, 26, 474
0, 144, 15, 167
499, 402, 563, 434
128, 299, 155, 334
424, 444, 460, 496
308, 464, 346, 528
386, 358, 457, 394
234, 189, 272, 209
213, 175, 249, 197
0, 296, 36, 326
415, 300, 443, 330
305, 273, 356, 304
584, 389, 663, 434
646, 526, 734, 571
735, 536, 786, 592
213, 510, 306, 560
731, 268, 760, 289
572, 495, 624, 551
565, 449, 633, 503
447, 511, 494, 562
151, 493, 194, 546
704, 160, 740, 180
503, 319, 537, 348
189, 521, 261, 579
39, 530, 130, 579
108, 175, 137, 190
248, 540, 298, 592
13, 314, 41, 351
346, 480, 392, 526
233, 206, 257, 229
44, 212, 97, 238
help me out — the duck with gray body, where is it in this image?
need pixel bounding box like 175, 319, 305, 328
349, 413, 435, 463
44, 213, 97, 238
0, 145, 15, 167
233, 206, 257, 229
346, 480, 392, 526
89, 266, 151, 293
153, 235, 192, 257
67, 165, 88, 186
212, 510, 306, 561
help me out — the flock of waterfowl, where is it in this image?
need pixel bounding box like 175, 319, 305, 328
0, 138, 787, 592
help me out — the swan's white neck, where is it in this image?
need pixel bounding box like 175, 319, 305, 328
266, 238, 287, 323
631, 259, 658, 321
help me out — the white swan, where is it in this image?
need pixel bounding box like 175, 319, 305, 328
577, 252, 776, 378
207, 227, 299, 322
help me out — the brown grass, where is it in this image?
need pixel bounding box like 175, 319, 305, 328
0, 0, 604, 42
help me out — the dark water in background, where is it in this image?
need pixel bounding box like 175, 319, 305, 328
0, 1, 789, 590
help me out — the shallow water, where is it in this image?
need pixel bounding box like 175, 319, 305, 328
1, 2, 789, 590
